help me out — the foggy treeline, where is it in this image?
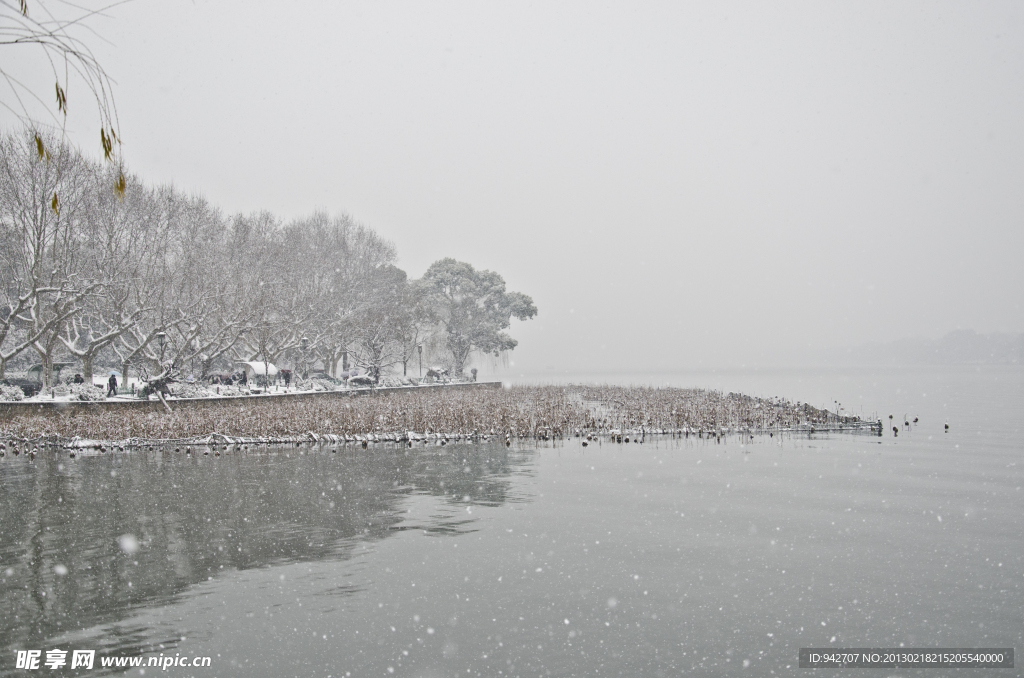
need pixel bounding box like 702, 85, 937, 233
0, 131, 536, 388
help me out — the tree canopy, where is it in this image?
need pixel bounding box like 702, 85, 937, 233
420, 258, 537, 375
0, 133, 537, 388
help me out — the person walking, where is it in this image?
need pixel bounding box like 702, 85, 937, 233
107, 373, 118, 397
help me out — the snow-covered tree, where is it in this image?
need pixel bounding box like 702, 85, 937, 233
0, 131, 95, 386
419, 258, 536, 376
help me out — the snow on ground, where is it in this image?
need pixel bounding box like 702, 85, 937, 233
11, 377, 466, 403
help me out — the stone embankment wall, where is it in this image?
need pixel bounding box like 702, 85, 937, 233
0, 381, 502, 418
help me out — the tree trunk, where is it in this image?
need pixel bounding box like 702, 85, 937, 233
41, 354, 52, 390
448, 336, 471, 376
157, 388, 172, 413
83, 355, 94, 384
451, 348, 469, 376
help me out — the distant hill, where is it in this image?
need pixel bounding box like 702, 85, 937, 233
832, 330, 1024, 366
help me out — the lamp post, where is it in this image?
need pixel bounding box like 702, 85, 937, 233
154, 332, 168, 398
300, 336, 309, 382
417, 344, 423, 377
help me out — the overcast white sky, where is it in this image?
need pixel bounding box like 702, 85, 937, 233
5, 1, 1023, 373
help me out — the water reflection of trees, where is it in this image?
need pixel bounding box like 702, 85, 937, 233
0, 442, 531, 656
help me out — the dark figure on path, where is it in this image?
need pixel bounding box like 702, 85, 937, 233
107, 374, 118, 397
471, 368, 478, 382
73, 373, 84, 384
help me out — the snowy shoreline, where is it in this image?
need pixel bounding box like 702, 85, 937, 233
0, 384, 879, 450
1, 423, 882, 456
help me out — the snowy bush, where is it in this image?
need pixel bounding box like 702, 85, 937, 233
169, 382, 213, 399
211, 385, 247, 397
53, 383, 70, 397
309, 378, 336, 392
70, 384, 105, 401
0, 384, 25, 401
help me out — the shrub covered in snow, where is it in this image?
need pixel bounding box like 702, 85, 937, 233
309, 378, 337, 392
210, 385, 247, 397
70, 384, 105, 401
0, 384, 25, 401
169, 382, 214, 399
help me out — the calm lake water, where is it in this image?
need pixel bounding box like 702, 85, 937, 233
1, 366, 1021, 677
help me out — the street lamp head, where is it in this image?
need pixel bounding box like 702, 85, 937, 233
417, 344, 422, 355
301, 336, 309, 350
156, 332, 166, 349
